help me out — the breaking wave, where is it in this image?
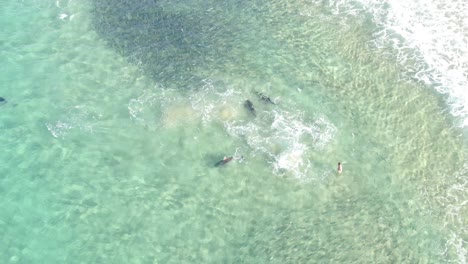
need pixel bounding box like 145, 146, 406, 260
326, 0, 468, 127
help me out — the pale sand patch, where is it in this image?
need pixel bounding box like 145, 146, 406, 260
217, 105, 240, 121
162, 103, 199, 128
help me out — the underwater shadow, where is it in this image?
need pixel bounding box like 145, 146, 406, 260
91, 0, 260, 89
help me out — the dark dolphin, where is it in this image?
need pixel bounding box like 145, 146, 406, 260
214, 156, 233, 167
0, 97, 6, 103
244, 100, 256, 117
255, 91, 275, 105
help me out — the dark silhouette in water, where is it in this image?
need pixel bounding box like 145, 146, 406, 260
0, 97, 6, 103
255, 91, 275, 104
214, 156, 233, 167
90, 0, 274, 89
244, 100, 256, 117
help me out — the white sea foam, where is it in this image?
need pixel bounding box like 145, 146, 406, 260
128, 89, 160, 127
55, 0, 76, 21
350, 1, 468, 261
128, 88, 200, 129
225, 108, 336, 180
270, 111, 336, 179
443, 232, 467, 264
436, 160, 468, 263
189, 79, 242, 124
318, 1, 467, 261
46, 105, 102, 138
128, 79, 242, 130
59, 13, 68, 20
327, 0, 468, 127
129, 79, 335, 180
191, 78, 337, 180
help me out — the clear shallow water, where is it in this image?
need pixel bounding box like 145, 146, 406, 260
0, 0, 466, 263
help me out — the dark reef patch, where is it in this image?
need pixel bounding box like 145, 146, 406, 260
91, 0, 272, 88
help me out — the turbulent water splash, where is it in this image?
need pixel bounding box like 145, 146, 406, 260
46, 105, 103, 138
128, 78, 337, 180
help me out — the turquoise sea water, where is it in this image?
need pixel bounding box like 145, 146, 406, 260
1, 0, 466, 263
